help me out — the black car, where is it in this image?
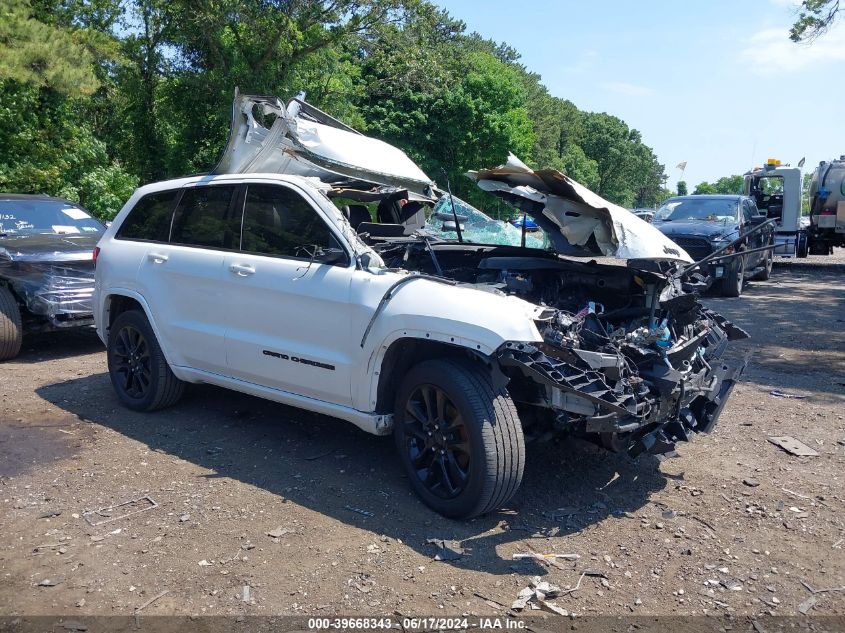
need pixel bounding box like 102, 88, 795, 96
0, 194, 105, 360
653, 195, 774, 297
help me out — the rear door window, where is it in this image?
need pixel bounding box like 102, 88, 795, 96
241, 184, 341, 260
170, 185, 240, 250
116, 190, 180, 242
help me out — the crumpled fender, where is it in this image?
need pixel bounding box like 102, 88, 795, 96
353, 272, 543, 411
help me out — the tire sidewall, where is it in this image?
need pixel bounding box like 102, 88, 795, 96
723, 255, 744, 296
393, 360, 492, 518
107, 310, 165, 411
0, 285, 23, 361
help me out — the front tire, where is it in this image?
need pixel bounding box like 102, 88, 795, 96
722, 254, 745, 297
107, 309, 184, 411
0, 286, 23, 361
393, 357, 525, 518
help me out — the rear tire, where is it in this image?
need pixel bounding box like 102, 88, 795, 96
0, 286, 23, 361
393, 357, 525, 518
107, 309, 184, 411
722, 255, 745, 297
753, 248, 773, 281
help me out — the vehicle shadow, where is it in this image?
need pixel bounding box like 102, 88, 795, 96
13, 328, 103, 364
36, 373, 669, 576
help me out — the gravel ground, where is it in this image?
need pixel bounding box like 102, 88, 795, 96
1, 251, 843, 619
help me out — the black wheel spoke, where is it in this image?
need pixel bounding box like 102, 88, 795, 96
446, 451, 469, 484
411, 446, 433, 469
406, 400, 428, 425
435, 389, 447, 424
112, 325, 150, 400
421, 386, 436, 424
402, 384, 471, 501
437, 454, 459, 495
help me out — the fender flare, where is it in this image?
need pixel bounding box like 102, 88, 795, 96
100, 288, 181, 371
359, 328, 499, 412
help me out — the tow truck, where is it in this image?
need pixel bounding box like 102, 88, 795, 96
742, 158, 807, 258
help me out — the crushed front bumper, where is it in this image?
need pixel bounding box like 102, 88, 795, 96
496, 315, 747, 457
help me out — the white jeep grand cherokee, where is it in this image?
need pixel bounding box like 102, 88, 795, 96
93, 93, 747, 518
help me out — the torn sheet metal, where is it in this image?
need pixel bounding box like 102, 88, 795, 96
466, 154, 693, 263
213, 90, 436, 198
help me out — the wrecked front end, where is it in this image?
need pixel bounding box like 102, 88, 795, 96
495, 277, 747, 457
374, 237, 748, 457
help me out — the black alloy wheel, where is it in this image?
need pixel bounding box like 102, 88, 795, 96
111, 324, 152, 400
107, 309, 184, 411
393, 357, 524, 518
401, 384, 471, 500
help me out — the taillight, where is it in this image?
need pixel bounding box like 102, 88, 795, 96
93, 246, 100, 267
820, 209, 835, 215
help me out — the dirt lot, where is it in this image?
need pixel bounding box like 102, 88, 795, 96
1, 252, 843, 620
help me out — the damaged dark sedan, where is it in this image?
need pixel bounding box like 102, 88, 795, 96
0, 194, 103, 361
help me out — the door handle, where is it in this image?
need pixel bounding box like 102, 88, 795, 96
229, 263, 255, 276
147, 252, 168, 263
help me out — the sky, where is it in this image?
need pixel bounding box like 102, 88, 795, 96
443, 0, 845, 191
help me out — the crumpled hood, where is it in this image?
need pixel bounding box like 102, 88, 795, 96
654, 220, 739, 240
213, 90, 435, 198
0, 232, 101, 263
466, 154, 693, 263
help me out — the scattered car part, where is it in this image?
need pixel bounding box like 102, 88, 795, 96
768, 436, 819, 457
82, 495, 158, 526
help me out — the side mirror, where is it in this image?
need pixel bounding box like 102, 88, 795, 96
315, 247, 347, 265
749, 215, 767, 225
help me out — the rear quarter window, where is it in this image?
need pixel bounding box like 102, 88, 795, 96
116, 190, 180, 242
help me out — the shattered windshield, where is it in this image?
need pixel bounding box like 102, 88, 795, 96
655, 198, 738, 222
0, 200, 104, 236
427, 195, 547, 248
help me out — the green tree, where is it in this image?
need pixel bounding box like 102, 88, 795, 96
0, 81, 137, 219
578, 112, 665, 207
790, 0, 841, 41
0, 0, 100, 95
693, 175, 743, 195
677, 181, 688, 196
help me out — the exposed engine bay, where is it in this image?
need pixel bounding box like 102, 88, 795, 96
372, 239, 748, 457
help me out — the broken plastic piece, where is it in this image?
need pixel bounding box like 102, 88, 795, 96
82, 495, 158, 526
768, 436, 819, 457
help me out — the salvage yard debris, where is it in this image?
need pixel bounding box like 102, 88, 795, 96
82, 495, 158, 526
426, 538, 464, 561
798, 595, 817, 614
767, 436, 819, 457
344, 505, 374, 517
513, 552, 580, 561
267, 527, 294, 539
769, 390, 808, 399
